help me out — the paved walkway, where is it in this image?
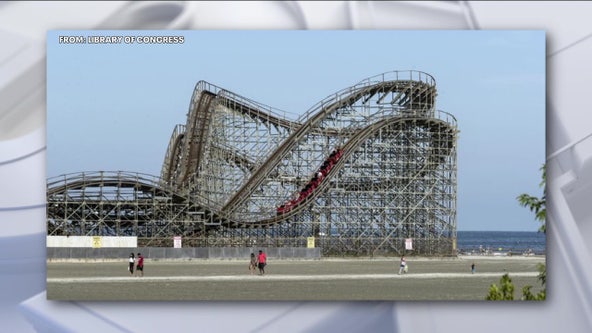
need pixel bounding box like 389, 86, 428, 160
47, 258, 546, 300
48, 271, 539, 284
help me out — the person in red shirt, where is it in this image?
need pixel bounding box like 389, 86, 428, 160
135, 253, 144, 277
257, 250, 267, 275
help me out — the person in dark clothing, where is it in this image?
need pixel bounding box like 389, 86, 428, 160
249, 253, 258, 275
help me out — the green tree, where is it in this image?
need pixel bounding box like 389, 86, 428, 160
517, 164, 546, 233
486, 273, 515, 300
487, 164, 546, 301
521, 263, 546, 300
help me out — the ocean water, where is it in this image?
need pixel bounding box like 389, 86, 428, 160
456, 231, 546, 255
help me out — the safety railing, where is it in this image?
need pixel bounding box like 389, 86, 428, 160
295, 70, 436, 124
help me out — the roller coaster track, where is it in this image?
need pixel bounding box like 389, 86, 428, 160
226, 115, 455, 228
48, 70, 458, 255
161, 81, 299, 189
220, 76, 437, 216
46, 171, 203, 236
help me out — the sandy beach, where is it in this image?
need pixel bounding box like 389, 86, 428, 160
47, 256, 546, 301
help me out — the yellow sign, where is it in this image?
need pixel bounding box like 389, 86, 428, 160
307, 237, 315, 248
92, 236, 102, 248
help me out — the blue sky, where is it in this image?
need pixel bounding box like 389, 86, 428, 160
47, 30, 545, 231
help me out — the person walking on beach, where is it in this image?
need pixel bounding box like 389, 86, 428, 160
257, 250, 267, 275
128, 252, 135, 275
471, 262, 476, 274
135, 253, 144, 277
398, 256, 407, 275
249, 253, 258, 275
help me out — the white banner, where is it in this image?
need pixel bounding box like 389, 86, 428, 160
174, 236, 182, 248
47, 236, 137, 248
405, 238, 413, 250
